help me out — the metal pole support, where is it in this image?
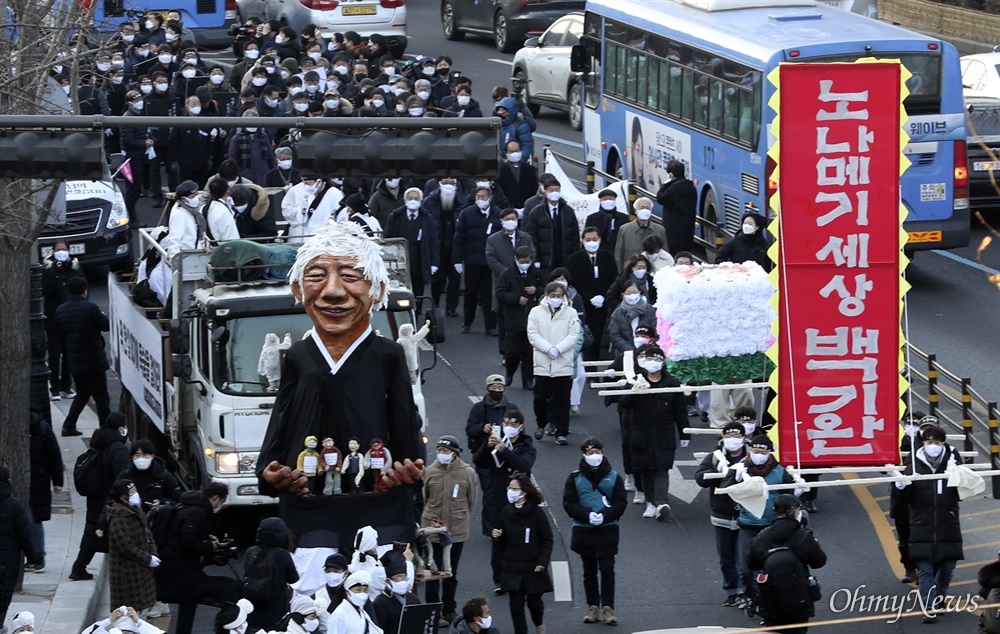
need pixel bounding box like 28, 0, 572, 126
586, 161, 595, 194
927, 353, 938, 416
989, 402, 999, 500
961, 378, 974, 463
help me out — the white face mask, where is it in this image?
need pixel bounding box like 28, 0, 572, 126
136, 49, 150, 58
633, 337, 649, 348
457, 95, 472, 106
750, 452, 769, 466
417, 90, 431, 101
506, 489, 523, 504
132, 99, 145, 110
152, 81, 170, 93
302, 620, 319, 633
112, 76, 124, 84
385, 178, 400, 188
396, 103, 406, 113
308, 51, 322, 61
422, 66, 436, 76
128, 492, 142, 507
503, 425, 520, 439
623, 293, 641, 305
291, 86, 306, 96
546, 191, 561, 202
294, 102, 308, 112
742, 223, 757, 235
326, 571, 346, 587
440, 184, 457, 196
145, 20, 155, 29
278, 159, 293, 170
274, 35, 285, 44
584, 453, 603, 467
507, 151, 522, 163
133, 456, 153, 471
210, 74, 224, 84
405, 200, 421, 211
303, 183, 318, 195
478, 615, 493, 629
502, 219, 519, 231
97, 62, 111, 72
636, 208, 652, 221
244, 127, 258, 133
121, 427, 128, 438
334, 65, 348, 75
188, 105, 201, 115
234, 203, 248, 214
325, 99, 338, 109
182, 196, 199, 208
634, 268, 649, 280
329, 80, 340, 90
122, 33, 134, 42
389, 579, 409, 595
409, 107, 425, 116
165, 33, 177, 42
371, 98, 385, 108
516, 262, 531, 272
306, 84, 319, 93
252, 77, 267, 86
232, 622, 248, 634
437, 451, 454, 465
475, 199, 491, 210
53, 250, 70, 262
638, 359, 662, 373
265, 97, 278, 107
347, 590, 368, 607
600, 199, 617, 210
547, 297, 563, 309
245, 49, 259, 59
723, 437, 745, 452
583, 240, 600, 253
139, 84, 153, 94
158, 54, 171, 64
904, 424, 920, 437
924, 443, 944, 458
743, 422, 757, 435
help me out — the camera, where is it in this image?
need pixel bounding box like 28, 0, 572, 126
511, 75, 528, 98
228, 23, 257, 39
208, 538, 239, 566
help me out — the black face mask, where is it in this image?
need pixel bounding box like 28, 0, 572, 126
355, 73, 367, 83
437, 67, 450, 76
487, 390, 503, 402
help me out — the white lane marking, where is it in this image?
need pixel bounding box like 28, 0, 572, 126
534, 132, 585, 149
669, 465, 702, 504
469, 395, 480, 404
488, 58, 513, 65
931, 249, 1000, 275
551, 560, 572, 602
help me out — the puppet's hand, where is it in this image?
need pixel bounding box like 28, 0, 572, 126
262, 460, 310, 497
382, 458, 425, 488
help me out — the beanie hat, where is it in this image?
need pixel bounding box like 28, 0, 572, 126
722, 421, 746, 436
749, 435, 773, 451
9, 612, 34, 631
633, 324, 657, 339
436, 435, 461, 454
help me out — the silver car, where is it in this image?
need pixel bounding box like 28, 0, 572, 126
511, 12, 583, 130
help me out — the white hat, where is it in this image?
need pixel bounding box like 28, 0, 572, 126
354, 525, 378, 553
223, 598, 255, 630
345, 569, 373, 589
289, 594, 317, 616
9, 612, 34, 632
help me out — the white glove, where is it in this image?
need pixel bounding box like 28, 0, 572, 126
588, 512, 603, 526
616, 378, 628, 387
145, 146, 156, 160
604, 368, 617, 378
454, 263, 463, 274
547, 347, 560, 359
793, 487, 804, 497
149, 555, 161, 568
895, 480, 909, 490
430, 265, 439, 275
680, 440, 690, 448
717, 458, 729, 473
590, 295, 604, 308
104, 127, 114, 136
947, 455, 958, 470
534, 262, 541, 268
733, 462, 747, 482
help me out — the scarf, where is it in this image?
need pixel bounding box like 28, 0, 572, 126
620, 297, 647, 321
236, 129, 270, 168
182, 199, 207, 243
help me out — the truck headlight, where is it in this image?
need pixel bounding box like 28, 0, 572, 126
107, 199, 129, 229
216, 452, 259, 474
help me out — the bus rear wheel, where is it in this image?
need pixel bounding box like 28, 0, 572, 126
702, 189, 720, 263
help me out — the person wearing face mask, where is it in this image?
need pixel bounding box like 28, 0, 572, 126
230, 42, 261, 87
213, 598, 255, 634
495, 97, 534, 162
442, 83, 483, 118
42, 240, 83, 401
617, 345, 690, 521
613, 197, 667, 271
584, 189, 629, 256
487, 211, 537, 358
604, 253, 656, 320
124, 33, 155, 79
68, 412, 131, 581
168, 96, 214, 188
888, 411, 927, 585
523, 178, 580, 279
895, 425, 964, 623
567, 227, 618, 362
717, 212, 770, 270
240, 517, 299, 631
118, 89, 154, 224
421, 435, 478, 626
372, 551, 420, 631
383, 187, 440, 296
227, 183, 277, 241
111, 21, 137, 54
422, 178, 469, 315
561, 438, 627, 626
473, 410, 536, 587
465, 375, 520, 493
655, 160, 698, 256
322, 88, 354, 118
154, 482, 240, 634
25, 409, 64, 576
142, 13, 166, 46
640, 234, 674, 272
280, 176, 343, 244
607, 280, 656, 358
145, 69, 181, 207
527, 282, 581, 445
720, 435, 800, 604
694, 422, 751, 608
117, 440, 181, 512
313, 553, 349, 630
745, 494, 827, 633
496, 140, 537, 213
430, 55, 456, 103
329, 570, 383, 634
163, 180, 208, 258
491, 472, 553, 634
368, 176, 408, 227
106, 479, 160, 616
454, 186, 503, 335
452, 596, 500, 634
227, 109, 276, 185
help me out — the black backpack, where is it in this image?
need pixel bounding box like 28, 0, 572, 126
73, 447, 106, 497
147, 502, 180, 553
756, 531, 811, 620
242, 547, 279, 606
982, 586, 1000, 634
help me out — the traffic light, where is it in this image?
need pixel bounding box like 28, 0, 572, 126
297, 127, 499, 179
0, 130, 103, 179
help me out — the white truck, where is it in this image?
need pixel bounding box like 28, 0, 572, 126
108, 226, 435, 509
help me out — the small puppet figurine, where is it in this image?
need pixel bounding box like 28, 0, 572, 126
297, 435, 321, 492
258, 332, 292, 392
413, 517, 453, 580
396, 320, 431, 384
363, 438, 393, 493
340, 437, 365, 494
320, 437, 343, 495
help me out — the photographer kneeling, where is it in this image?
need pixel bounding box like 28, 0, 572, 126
155, 482, 240, 634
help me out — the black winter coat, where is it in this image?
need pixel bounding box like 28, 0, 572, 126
41, 258, 84, 320
656, 177, 698, 254
383, 207, 441, 282
495, 263, 544, 331
244, 517, 299, 630
618, 373, 690, 471
116, 455, 181, 508
494, 501, 554, 594
52, 295, 110, 374
234, 183, 279, 240
465, 394, 520, 453
694, 443, 748, 525
119, 109, 151, 158
168, 124, 214, 171
523, 199, 580, 271
422, 187, 470, 262
497, 159, 538, 210
717, 232, 770, 270
899, 447, 965, 563
0, 480, 36, 597
562, 459, 627, 559
746, 517, 827, 620
154, 490, 219, 603
81, 426, 131, 554
583, 209, 630, 255
473, 435, 536, 536
29, 410, 63, 523
453, 205, 502, 267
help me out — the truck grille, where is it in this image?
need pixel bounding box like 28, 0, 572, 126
41, 206, 102, 238
196, 0, 216, 14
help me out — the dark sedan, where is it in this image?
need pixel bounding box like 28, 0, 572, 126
442, 0, 584, 53
967, 98, 1000, 212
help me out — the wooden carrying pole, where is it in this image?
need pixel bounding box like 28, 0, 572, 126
698, 463, 997, 481
714, 470, 1000, 493
597, 382, 769, 396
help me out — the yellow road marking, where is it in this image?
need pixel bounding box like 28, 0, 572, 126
963, 508, 1000, 519
957, 558, 997, 569
872, 495, 890, 502
949, 579, 979, 587
846, 474, 905, 579
966, 540, 1000, 550
962, 525, 1000, 534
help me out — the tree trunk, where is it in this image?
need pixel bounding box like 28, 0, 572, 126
0, 245, 32, 503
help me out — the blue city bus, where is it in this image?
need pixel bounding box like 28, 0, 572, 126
577, 0, 969, 252
87, 0, 236, 48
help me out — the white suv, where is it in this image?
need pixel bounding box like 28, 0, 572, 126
511, 12, 583, 130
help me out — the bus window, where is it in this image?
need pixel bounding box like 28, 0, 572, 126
709, 78, 725, 132
693, 76, 709, 127
648, 58, 661, 109
625, 48, 640, 100
637, 54, 649, 105
610, 45, 626, 96
584, 37, 602, 109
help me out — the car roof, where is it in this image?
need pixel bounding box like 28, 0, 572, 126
961, 52, 1000, 63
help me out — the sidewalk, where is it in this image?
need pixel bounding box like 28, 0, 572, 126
8, 399, 107, 634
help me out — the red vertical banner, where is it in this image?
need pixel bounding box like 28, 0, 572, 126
770, 62, 907, 467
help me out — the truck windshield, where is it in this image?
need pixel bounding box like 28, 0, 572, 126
212, 310, 414, 395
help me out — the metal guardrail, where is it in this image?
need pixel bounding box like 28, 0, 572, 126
907, 345, 999, 498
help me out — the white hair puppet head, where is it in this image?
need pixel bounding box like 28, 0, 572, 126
289, 221, 389, 312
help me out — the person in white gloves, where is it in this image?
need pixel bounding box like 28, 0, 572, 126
566, 227, 618, 362
106, 480, 160, 617
526, 282, 581, 446
81, 606, 163, 634
894, 424, 964, 624
719, 435, 799, 607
